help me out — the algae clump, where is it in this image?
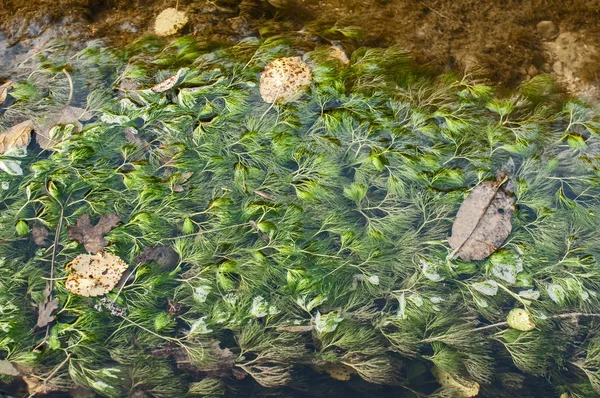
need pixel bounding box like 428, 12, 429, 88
0, 35, 599, 397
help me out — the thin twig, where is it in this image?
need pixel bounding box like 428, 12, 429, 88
471, 321, 508, 333
41, 198, 65, 342
419, 312, 600, 344
120, 315, 179, 343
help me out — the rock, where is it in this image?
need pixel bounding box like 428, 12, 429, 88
527, 64, 538, 76
536, 21, 559, 41
120, 22, 139, 33
552, 61, 563, 75
541, 62, 551, 72
154, 8, 188, 37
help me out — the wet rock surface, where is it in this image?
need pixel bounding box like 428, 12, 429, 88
0, 0, 599, 94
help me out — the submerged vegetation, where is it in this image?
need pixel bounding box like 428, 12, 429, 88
0, 35, 600, 397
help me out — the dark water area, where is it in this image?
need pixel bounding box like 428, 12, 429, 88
1, 1, 600, 398
0, 0, 599, 93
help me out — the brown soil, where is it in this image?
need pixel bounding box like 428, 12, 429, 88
0, 0, 599, 94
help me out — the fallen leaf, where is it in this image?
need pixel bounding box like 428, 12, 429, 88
31, 224, 50, 247
151, 68, 187, 93
37, 284, 59, 328
34, 106, 93, 150
23, 375, 60, 396
67, 213, 120, 253
0, 120, 34, 154
448, 174, 515, 261
0, 81, 13, 105
65, 252, 129, 297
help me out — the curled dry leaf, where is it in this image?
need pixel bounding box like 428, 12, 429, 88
151, 68, 187, 93
259, 57, 312, 103
448, 174, 515, 261
0, 120, 34, 154
67, 213, 120, 253
0, 81, 13, 105
34, 106, 93, 150
65, 252, 129, 297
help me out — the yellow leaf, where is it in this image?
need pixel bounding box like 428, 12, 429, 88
0, 120, 33, 154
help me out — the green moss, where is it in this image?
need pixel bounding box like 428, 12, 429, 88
1, 35, 600, 397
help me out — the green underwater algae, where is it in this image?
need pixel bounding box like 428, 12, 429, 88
0, 35, 600, 397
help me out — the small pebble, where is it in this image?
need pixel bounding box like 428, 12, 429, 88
536, 21, 559, 41
552, 61, 563, 75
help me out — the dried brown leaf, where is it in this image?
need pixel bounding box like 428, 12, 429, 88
34, 106, 92, 150
0, 81, 13, 105
0, 120, 34, 154
37, 284, 59, 328
23, 376, 61, 397
448, 177, 515, 261
67, 213, 120, 253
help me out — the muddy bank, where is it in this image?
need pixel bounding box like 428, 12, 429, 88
0, 0, 599, 94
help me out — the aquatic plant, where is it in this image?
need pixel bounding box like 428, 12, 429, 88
0, 35, 600, 397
